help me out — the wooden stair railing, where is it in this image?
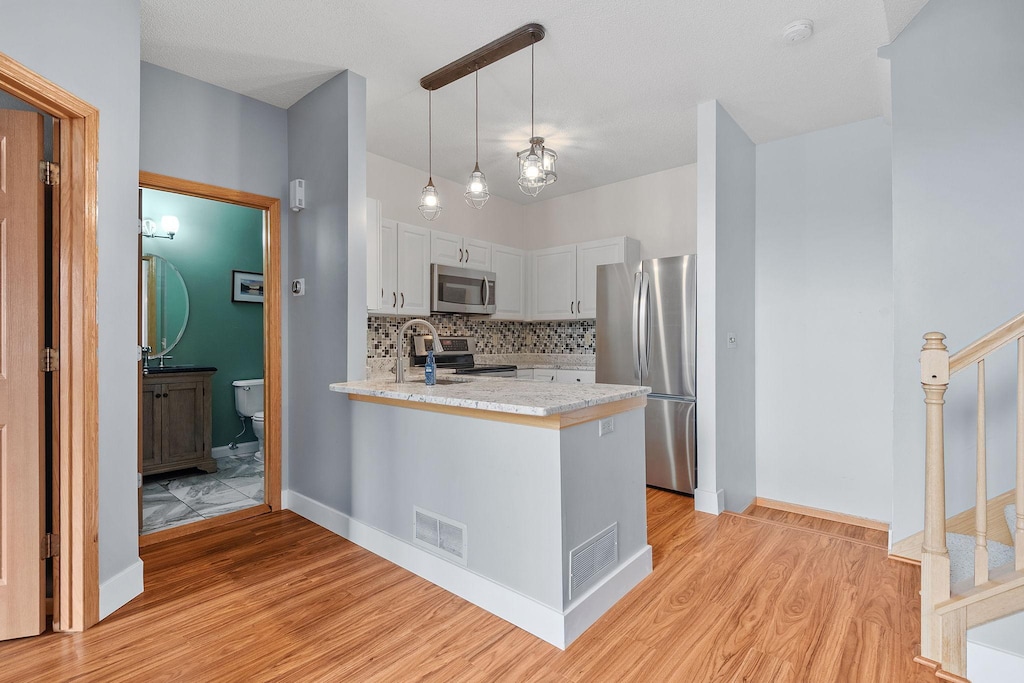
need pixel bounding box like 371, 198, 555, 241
916, 310, 1024, 680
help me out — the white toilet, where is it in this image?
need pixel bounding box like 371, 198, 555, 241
232, 378, 265, 461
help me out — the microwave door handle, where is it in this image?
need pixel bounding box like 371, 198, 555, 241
482, 276, 491, 307
632, 272, 643, 380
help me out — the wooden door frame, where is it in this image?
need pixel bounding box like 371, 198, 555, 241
0, 53, 100, 631
137, 172, 282, 548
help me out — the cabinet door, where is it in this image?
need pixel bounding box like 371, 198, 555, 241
396, 222, 431, 315
491, 244, 526, 320
377, 219, 398, 312
366, 198, 382, 310
576, 238, 626, 319
531, 245, 577, 320
162, 380, 206, 467
556, 369, 596, 384
430, 229, 464, 267
141, 381, 163, 470
463, 237, 491, 270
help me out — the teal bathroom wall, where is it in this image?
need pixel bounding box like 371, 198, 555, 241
142, 188, 264, 448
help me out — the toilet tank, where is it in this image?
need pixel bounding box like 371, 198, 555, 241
232, 379, 264, 417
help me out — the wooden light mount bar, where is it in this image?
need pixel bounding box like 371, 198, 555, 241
419, 23, 545, 91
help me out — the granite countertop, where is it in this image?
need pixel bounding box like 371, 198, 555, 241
329, 377, 648, 416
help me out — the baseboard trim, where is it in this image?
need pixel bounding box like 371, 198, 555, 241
694, 487, 725, 515
753, 497, 890, 532
283, 489, 652, 649
98, 558, 144, 621
212, 441, 259, 459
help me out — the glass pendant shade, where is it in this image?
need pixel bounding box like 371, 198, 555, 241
517, 136, 557, 197
418, 179, 442, 221
465, 163, 489, 209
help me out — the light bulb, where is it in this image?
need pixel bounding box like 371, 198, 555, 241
470, 180, 483, 192
161, 215, 180, 235
424, 194, 437, 207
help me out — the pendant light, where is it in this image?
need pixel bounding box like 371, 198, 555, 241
517, 43, 557, 197
464, 68, 489, 209
418, 89, 442, 221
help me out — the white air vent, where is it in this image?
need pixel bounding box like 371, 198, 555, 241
569, 523, 618, 599
413, 506, 467, 565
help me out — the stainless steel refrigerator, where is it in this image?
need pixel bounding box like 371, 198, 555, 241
596, 255, 696, 494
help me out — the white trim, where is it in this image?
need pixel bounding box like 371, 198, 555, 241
212, 441, 259, 459
283, 489, 651, 649
967, 641, 1024, 682
694, 487, 725, 515
98, 558, 144, 620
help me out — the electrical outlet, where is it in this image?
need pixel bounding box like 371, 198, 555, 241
599, 417, 615, 437
291, 278, 305, 296
727, 332, 737, 349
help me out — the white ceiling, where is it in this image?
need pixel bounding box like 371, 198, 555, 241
140, 0, 928, 204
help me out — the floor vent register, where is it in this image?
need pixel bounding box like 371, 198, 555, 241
414, 506, 468, 566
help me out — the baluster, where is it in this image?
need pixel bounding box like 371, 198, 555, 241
920, 332, 951, 663
1017, 338, 1024, 570
976, 359, 988, 585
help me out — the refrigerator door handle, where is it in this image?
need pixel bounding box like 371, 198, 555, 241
639, 272, 651, 379
631, 272, 643, 380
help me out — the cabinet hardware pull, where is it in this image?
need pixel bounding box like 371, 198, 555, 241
392, 292, 397, 307
401, 292, 405, 308
571, 301, 575, 314
381, 288, 384, 300
466, 249, 470, 262
578, 300, 581, 314
163, 393, 169, 398
459, 248, 464, 262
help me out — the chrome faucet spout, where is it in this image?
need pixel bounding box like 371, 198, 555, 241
395, 318, 442, 383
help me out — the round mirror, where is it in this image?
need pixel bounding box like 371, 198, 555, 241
141, 254, 189, 357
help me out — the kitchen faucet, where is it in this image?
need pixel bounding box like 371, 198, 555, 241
395, 318, 442, 383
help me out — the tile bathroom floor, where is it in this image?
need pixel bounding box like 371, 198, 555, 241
141, 453, 264, 535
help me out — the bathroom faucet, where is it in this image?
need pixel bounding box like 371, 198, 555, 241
395, 318, 442, 383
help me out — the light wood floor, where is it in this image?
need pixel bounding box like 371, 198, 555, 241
743, 504, 890, 549
0, 490, 931, 682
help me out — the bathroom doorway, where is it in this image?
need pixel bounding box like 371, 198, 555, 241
138, 172, 281, 544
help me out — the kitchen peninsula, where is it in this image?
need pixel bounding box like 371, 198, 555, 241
326, 377, 652, 648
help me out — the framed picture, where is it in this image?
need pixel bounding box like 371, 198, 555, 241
232, 270, 265, 304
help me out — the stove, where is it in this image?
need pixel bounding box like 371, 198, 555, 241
410, 336, 518, 378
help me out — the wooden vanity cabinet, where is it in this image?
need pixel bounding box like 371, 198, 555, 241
142, 370, 217, 476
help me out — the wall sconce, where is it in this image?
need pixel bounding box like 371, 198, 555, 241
142, 215, 180, 240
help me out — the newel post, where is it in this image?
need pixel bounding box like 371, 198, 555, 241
919, 331, 953, 664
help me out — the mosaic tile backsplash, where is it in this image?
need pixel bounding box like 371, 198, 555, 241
367, 314, 596, 359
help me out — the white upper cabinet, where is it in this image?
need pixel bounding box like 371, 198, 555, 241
366, 198, 382, 311
491, 244, 527, 320
530, 237, 640, 320
369, 217, 430, 316
576, 237, 640, 319
531, 245, 578, 320
430, 230, 492, 270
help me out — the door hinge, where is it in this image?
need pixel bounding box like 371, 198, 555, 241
41, 347, 59, 372
42, 533, 60, 559
39, 160, 60, 186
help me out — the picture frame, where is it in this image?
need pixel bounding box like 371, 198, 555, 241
232, 270, 265, 304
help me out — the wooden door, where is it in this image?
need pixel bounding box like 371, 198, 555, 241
140, 381, 162, 472
462, 237, 491, 270
0, 109, 46, 640
161, 379, 205, 468
491, 244, 525, 320
429, 228, 463, 267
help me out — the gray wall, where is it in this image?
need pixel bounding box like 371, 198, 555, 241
0, 0, 142, 598
695, 101, 757, 513
755, 118, 894, 522
140, 62, 291, 483
286, 71, 367, 509
886, 0, 1024, 541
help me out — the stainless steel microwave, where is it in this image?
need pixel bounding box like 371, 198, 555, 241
431, 264, 496, 315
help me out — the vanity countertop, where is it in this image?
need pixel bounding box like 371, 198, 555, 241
329, 376, 648, 416
145, 365, 218, 375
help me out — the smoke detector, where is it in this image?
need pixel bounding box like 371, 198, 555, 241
783, 19, 814, 44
